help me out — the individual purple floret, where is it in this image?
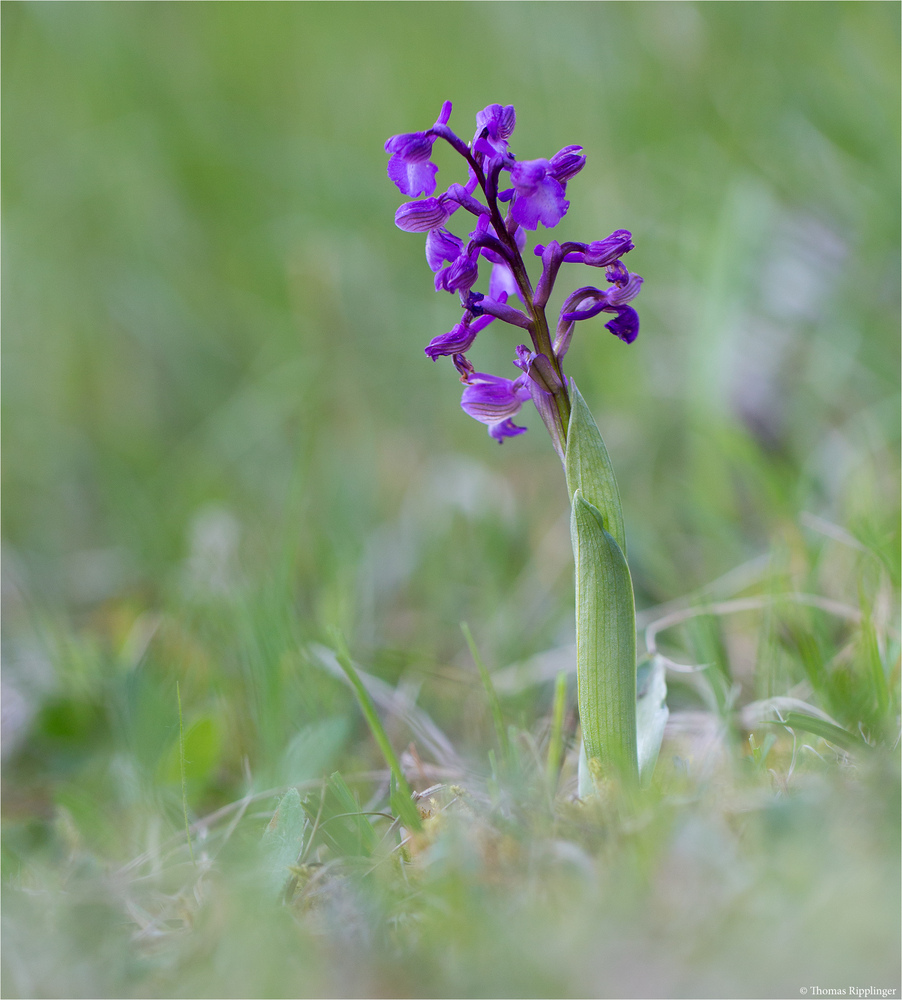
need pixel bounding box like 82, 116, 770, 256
425, 228, 464, 272
549, 231, 635, 266
473, 104, 516, 156
459, 370, 532, 441
384, 102, 643, 450
506, 159, 569, 231
385, 102, 453, 198
548, 145, 587, 185
425, 311, 496, 360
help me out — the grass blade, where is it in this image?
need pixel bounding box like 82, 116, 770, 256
461, 621, 510, 771
177, 682, 196, 867
767, 711, 872, 753
329, 629, 422, 831
546, 670, 568, 790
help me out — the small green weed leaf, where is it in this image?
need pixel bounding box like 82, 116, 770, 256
261, 788, 308, 897
748, 732, 777, 768
565, 380, 626, 556
571, 490, 638, 782
636, 656, 669, 783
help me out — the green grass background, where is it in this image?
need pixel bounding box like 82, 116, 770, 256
2, 3, 900, 997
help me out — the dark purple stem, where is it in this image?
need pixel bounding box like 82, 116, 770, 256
434, 134, 571, 446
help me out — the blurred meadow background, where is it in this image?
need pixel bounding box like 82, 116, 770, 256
2, 2, 900, 997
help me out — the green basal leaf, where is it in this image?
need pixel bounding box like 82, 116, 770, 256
565, 380, 626, 556
636, 656, 669, 784
571, 490, 638, 783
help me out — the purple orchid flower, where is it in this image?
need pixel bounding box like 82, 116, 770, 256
434, 244, 480, 294
385, 133, 439, 198
513, 344, 566, 456
425, 228, 464, 272
558, 273, 642, 345
385, 102, 454, 197
548, 145, 587, 186
473, 104, 516, 157
384, 101, 643, 446
460, 369, 532, 441
506, 159, 569, 231
562, 230, 635, 266
425, 311, 496, 360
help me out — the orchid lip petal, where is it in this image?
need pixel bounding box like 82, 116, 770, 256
488, 418, 528, 442
460, 371, 531, 426
604, 305, 640, 344
387, 154, 438, 197
509, 161, 569, 230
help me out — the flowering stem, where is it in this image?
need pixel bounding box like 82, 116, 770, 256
462, 147, 572, 448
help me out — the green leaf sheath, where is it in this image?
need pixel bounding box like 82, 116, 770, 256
571, 491, 638, 779
565, 381, 627, 556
